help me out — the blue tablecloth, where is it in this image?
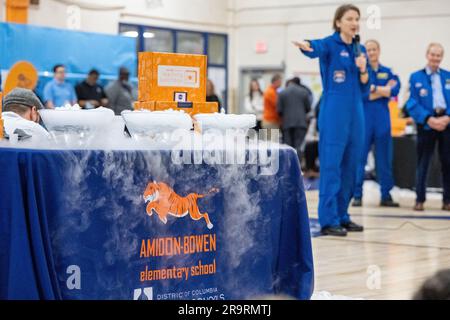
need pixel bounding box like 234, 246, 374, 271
0, 147, 314, 300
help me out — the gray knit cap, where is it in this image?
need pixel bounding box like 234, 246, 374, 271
3, 88, 44, 111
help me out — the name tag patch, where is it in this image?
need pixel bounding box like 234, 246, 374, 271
377, 73, 389, 80
415, 82, 423, 88
334, 70, 346, 83
340, 50, 350, 58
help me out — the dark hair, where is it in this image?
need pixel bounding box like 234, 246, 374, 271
413, 269, 450, 300
53, 64, 65, 73
249, 79, 263, 100
271, 74, 282, 84
119, 67, 130, 75
207, 79, 216, 96
291, 77, 301, 86
88, 69, 100, 76
333, 4, 360, 32
4, 103, 32, 115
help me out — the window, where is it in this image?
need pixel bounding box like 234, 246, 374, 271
144, 28, 174, 53
177, 32, 204, 55
119, 24, 228, 110
208, 67, 226, 111
208, 35, 226, 65
119, 25, 139, 54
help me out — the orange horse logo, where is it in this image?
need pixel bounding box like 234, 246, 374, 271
143, 181, 219, 229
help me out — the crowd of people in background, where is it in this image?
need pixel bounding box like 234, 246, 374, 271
39, 64, 136, 115
241, 4, 449, 239
245, 75, 317, 177
3, 30, 450, 220
36, 64, 225, 118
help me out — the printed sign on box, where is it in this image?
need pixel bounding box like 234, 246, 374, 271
158, 66, 200, 88
138, 52, 207, 103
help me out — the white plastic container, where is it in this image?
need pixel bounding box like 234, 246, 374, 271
39, 107, 115, 133
193, 113, 256, 133
121, 109, 193, 136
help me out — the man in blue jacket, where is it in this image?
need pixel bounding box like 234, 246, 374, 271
406, 43, 450, 211
353, 40, 401, 208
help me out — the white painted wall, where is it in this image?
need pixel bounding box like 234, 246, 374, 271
22, 0, 230, 34
0, 0, 233, 107
1, 0, 450, 112
232, 0, 450, 109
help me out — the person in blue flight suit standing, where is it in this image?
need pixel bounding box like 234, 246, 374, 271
352, 39, 401, 208
406, 43, 450, 212
293, 4, 370, 237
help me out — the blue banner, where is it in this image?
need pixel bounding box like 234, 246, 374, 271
0, 22, 136, 76
0, 22, 137, 95
0, 148, 314, 300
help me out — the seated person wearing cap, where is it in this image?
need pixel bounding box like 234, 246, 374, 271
2, 88, 50, 139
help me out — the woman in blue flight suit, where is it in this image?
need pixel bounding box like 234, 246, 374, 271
293, 4, 370, 236
353, 40, 401, 208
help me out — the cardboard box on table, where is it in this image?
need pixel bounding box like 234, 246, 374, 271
134, 101, 218, 116
135, 52, 218, 116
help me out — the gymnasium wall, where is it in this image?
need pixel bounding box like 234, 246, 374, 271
1, 0, 449, 112
233, 0, 450, 108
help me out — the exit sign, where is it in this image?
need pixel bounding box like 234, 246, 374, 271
255, 41, 268, 54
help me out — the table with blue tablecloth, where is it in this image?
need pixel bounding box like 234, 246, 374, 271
0, 146, 314, 300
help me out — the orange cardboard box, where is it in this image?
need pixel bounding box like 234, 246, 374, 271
193, 102, 220, 114
134, 101, 218, 115
154, 101, 219, 116
134, 101, 155, 111
138, 52, 207, 103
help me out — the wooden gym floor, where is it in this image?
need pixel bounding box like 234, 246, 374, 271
307, 181, 450, 300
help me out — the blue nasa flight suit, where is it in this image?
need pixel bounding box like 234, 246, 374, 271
302, 32, 370, 228
354, 65, 401, 201
406, 68, 450, 204
407, 68, 450, 126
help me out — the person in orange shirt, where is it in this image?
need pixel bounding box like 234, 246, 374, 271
262, 74, 283, 130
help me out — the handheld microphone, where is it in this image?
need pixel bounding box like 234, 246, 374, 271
354, 34, 362, 57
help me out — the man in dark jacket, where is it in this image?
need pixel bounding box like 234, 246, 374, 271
277, 77, 312, 161
105, 67, 135, 115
